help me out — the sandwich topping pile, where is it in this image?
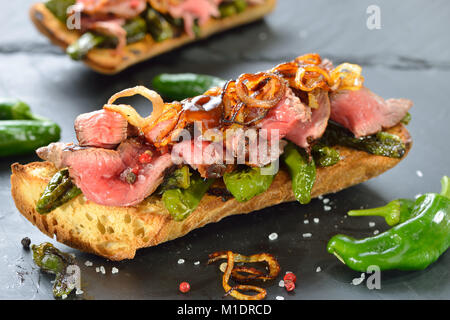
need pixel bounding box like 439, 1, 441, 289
42, 0, 269, 60
35, 53, 413, 221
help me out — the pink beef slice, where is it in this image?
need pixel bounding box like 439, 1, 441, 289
330, 87, 413, 137
285, 89, 331, 148
74, 110, 128, 149
258, 88, 311, 141
37, 141, 173, 207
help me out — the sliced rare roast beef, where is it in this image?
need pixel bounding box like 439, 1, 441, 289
75, 110, 128, 149
36, 139, 173, 207
330, 87, 413, 137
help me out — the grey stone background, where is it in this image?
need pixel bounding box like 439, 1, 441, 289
0, 0, 449, 299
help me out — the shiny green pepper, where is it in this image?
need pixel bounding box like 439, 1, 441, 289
162, 173, 214, 221
223, 164, 275, 202
311, 143, 340, 167
282, 142, 316, 204
158, 166, 191, 194
327, 176, 450, 271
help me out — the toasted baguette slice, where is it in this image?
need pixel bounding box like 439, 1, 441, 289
11, 124, 411, 261
30, 0, 277, 74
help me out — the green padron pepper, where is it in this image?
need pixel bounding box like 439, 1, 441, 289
223, 164, 276, 203
0, 99, 36, 120
36, 169, 81, 214
146, 8, 174, 42
282, 142, 316, 204
31, 242, 80, 298
45, 0, 75, 22
158, 165, 191, 194
311, 143, 340, 167
327, 176, 450, 271
162, 173, 214, 221
321, 122, 406, 158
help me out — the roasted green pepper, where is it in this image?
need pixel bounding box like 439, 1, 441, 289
282, 142, 316, 204
219, 0, 248, 17
67, 17, 148, 60
31, 242, 79, 298
327, 176, 450, 271
152, 73, 227, 101
0, 120, 61, 157
45, 0, 75, 22
36, 169, 81, 214
0, 99, 36, 120
162, 173, 214, 221
223, 165, 275, 202
158, 166, 191, 193
311, 143, 340, 167
321, 122, 406, 158
146, 8, 174, 42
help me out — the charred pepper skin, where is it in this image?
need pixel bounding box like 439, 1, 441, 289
327, 192, 450, 272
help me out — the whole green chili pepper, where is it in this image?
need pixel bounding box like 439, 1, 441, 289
146, 8, 174, 42
281, 142, 316, 204
152, 73, 227, 101
327, 176, 450, 271
320, 122, 406, 158
45, 0, 75, 23
223, 164, 275, 202
124, 17, 148, 43
0, 99, 36, 120
36, 169, 82, 214
162, 173, 214, 221
0, 120, 61, 157
311, 143, 340, 167
66, 32, 107, 61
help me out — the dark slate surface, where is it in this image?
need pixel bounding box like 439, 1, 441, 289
0, 0, 449, 300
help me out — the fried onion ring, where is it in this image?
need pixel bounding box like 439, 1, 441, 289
295, 65, 331, 92
236, 72, 286, 109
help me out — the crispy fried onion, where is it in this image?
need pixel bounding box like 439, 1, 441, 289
208, 251, 281, 300
329, 63, 364, 91
104, 86, 165, 129
236, 72, 286, 109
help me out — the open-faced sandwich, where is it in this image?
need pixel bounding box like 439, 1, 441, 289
11, 53, 413, 260
30, 0, 277, 74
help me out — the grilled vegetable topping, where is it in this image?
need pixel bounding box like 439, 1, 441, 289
311, 143, 340, 167
321, 122, 406, 158
146, 8, 174, 42
158, 165, 191, 193
152, 73, 227, 101
36, 169, 81, 214
327, 176, 450, 271
282, 142, 316, 204
45, 0, 75, 23
162, 173, 214, 221
0, 120, 60, 157
223, 165, 275, 202
219, 0, 248, 17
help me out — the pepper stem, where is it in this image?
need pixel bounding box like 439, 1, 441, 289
347, 200, 401, 226
440, 176, 450, 200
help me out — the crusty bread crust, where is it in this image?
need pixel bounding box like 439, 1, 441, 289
30, 0, 277, 74
11, 124, 411, 260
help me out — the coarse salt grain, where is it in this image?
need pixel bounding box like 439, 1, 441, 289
324, 205, 332, 211
416, 170, 423, 177
304, 219, 309, 224
373, 230, 380, 235
178, 259, 185, 264
194, 261, 200, 266
316, 266, 322, 272
112, 267, 119, 274
323, 198, 330, 204
278, 280, 285, 287
100, 266, 106, 275
351, 273, 366, 286
276, 296, 285, 300
75, 289, 84, 295
302, 233, 312, 238
369, 222, 376, 227
313, 218, 319, 223
318, 195, 323, 200
268, 232, 278, 241
84, 261, 93, 267
95, 267, 100, 273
